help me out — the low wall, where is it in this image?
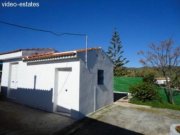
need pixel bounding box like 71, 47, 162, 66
1, 86, 53, 112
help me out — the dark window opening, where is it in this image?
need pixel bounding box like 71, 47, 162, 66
98, 70, 104, 85
0, 62, 2, 71
0, 62, 2, 82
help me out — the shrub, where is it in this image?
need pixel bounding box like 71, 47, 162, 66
114, 67, 128, 76
143, 74, 156, 84
129, 82, 159, 102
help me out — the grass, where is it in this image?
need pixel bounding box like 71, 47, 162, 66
129, 99, 180, 111
114, 77, 180, 109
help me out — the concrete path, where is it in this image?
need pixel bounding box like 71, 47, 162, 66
58, 101, 180, 135
0, 100, 75, 135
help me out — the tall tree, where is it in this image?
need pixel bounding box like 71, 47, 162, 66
138, 39, 180, 104
107, 30, 129, 76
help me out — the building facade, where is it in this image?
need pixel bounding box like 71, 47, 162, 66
0, 48, 113, 119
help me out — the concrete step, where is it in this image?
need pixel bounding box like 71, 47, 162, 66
118, 96, 129, 102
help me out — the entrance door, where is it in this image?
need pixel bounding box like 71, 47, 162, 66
10, 63, 18, 89
56, 68, 72, 113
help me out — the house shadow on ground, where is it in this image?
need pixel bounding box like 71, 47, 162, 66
55, 116, 142, 135
114, 92, 128, 102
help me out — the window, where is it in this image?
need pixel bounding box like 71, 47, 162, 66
97, 70, 104, 85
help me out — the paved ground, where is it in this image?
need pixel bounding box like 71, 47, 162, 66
58, 101, 180, 135
1, 98, 180, 135
0, 100, 75, 135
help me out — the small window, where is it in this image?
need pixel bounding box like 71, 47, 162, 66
0, 63, 2, 71
97, 70, 104, 85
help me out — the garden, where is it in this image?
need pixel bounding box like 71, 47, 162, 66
114, 77, 180, 110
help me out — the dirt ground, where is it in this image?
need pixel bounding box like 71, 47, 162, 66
58, 101, 180, 135
0, 100, 75, 135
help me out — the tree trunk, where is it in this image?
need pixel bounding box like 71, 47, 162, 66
164, 76, 175, 104
169, 88, 175, 104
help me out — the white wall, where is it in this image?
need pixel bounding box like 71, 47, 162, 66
79, 50, 113, 116
1, 59, 80, 113
0, 51, 22, 60
1, 49, 113, 119
156, 80, 166, 85
1, 62, 10, 87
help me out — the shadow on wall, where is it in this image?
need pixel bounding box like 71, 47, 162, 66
56, 105, 85, 119
1, 87, 85, 119
96, 85, 113, 109
55, 113, 142, 135
1, 86, 53, 112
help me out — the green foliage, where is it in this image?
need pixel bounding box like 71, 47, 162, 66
171, 70, 180, 89
114, 67, 128, 76
138, 39, 180, 104
125, 69, 136, 77
114, 77, 180, 105
125, 67, 159, 77
129, 82, 160, 102
107, 30, 129, 76
143, 73, 156, 84
129, 99, 180, 111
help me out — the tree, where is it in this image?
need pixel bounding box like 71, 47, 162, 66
138, 39, 180, 104
107, 30, 129, 76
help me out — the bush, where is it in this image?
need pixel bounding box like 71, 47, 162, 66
143, 74, 156, 84
129, 82, 160, 102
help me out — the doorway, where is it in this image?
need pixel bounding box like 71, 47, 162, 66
55, 67, 72, 114
10, 63, 18, 89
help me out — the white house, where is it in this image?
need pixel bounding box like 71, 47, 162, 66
155, 77, 170, 85
0, 47, 113, 119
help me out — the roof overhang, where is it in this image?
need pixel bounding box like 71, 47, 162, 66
0, 51, 22, 61
23, 52, 77, 63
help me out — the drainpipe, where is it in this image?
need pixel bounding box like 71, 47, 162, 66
85, 35, 88, 68
94, 85, 96, 112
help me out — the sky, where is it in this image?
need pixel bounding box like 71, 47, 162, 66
0, 0, 180, 67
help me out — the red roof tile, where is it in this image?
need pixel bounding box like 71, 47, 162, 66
23, 52, 76, 61
23, 47, 101, 61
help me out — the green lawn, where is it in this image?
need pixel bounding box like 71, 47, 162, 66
129, 99, 180, 110
114, 77, 180, 108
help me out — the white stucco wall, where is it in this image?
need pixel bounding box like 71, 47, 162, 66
1, 58, 80, 114
1, 62, 9, 87
22, 60, 80, 113
156, 79, 167, 85
0, 51, 22, 60
79, 50, 113, 116
1, 49, 113, 119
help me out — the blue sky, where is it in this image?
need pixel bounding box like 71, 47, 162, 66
0, 0, 180, 67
